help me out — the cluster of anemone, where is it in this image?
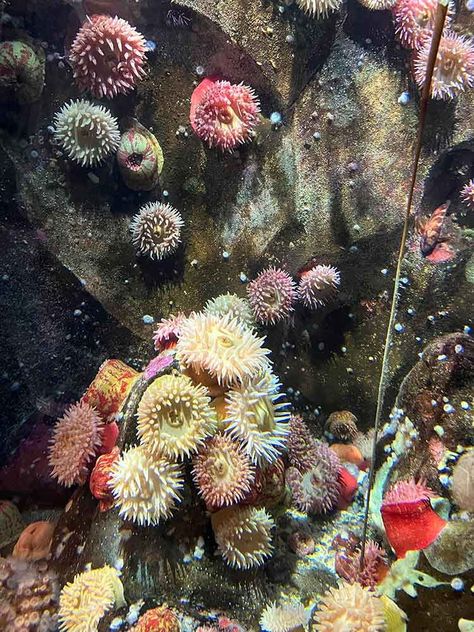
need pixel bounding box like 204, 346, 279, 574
58, 566, 125, 632
190, 77, 261, 151
130, 202, 184, 260
69, 14, 147, 99
246, 264, 341, 322
48, 401, 104, 487
53, 99, 120, 167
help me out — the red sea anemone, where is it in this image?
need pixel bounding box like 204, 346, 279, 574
190, 77, 260, 151
381, 478, 447, 558
48, 401, 104, 487
392, 0, 452, 50
297, 264, 340, 310
414, 32, 474, 101
89, 446, 120, 511
69, 14, 147, 99
247, 267, 297, 325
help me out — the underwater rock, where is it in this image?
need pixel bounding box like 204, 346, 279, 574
0, 40, 44, 103
0, 500, 24, 549
451, 449, 474, 512
423, 520, 474, 575
117, 119, 164, 191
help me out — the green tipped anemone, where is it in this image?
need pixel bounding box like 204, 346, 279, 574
0, 41, 45, 103
117, 119, 164, 191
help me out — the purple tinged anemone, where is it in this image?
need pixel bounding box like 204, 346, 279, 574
285, 440, 341, 514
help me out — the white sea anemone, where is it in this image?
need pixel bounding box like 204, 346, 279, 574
313, 582, 386, 632
224, 370, 290, 465
211, 506, 274, 569
175, 312, 270, 386
109, 446, 183, 526
130, 202, 184, 260
53, 99, 120, 167
260, 601, 311, 632
296, 0, 343, 18
204, 293, 255, 328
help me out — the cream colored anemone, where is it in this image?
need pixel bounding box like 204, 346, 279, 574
204, 293, 255, 328
260, 601, 311, 632
59, 566, 125, 632
211, 505, 274, 569
109, 446, 183, 526
175, 312, 270, 386
137, 373, 217, 460
313, 582, 386, 632
296, 0, 343, 18
224, 370, 290, 465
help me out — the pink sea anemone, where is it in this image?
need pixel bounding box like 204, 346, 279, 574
190, 77, 260, 151
48, 401, 104, 487
69, 14, 147, 99
392, 0, 452, 50
286, 415, 320, 472
247, 267, 297, 325
461, 179, 474, 209
192, 434, 255, 509
335, 539, 389, 589
383, 477, 435, 504
297, 264, 340, 310
153, 313, 186, 351
414, 32, 474, 101
285, 441, 341, 514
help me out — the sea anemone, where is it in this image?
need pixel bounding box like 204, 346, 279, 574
153, 313, 186, 351
130, 202, 183, 260
132, 605, 180, 632
241, 457, 286, 508
247, 267, 297, 325
295, 0, 343, 18
175, 312, 270, 386
117, 119, 164, 191
190, 77, 260, 151
53, 99, 120, 167
0, 556, 59, 631
392, 0, 452, 50
260, 601, 311, 632
414, 32, 474, 100
204, 293, 255, 328
69, 14, 147, 99
137, 373, 217, 460
0, 40, 44, 103
89, 446, 120, 512
286, 415, 320, 472
335, 540, 389, 589
297, 264, 341, 310
58, 566, 125, 632
48, 401, 104, 487
211, 505, 274, 569
285, 441, 341, 514
192, 434, 255, 509
313, 582, 386, 632
110, 446, 183, 525
12, 521, 55, 561
381, 478, 446, 558
224, 370, 290, 465
326, 411, 358, 441
460, 180, 474, 209
357, 0, 396, 9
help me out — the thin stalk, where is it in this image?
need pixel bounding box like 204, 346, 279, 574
359, 1, 449, 568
